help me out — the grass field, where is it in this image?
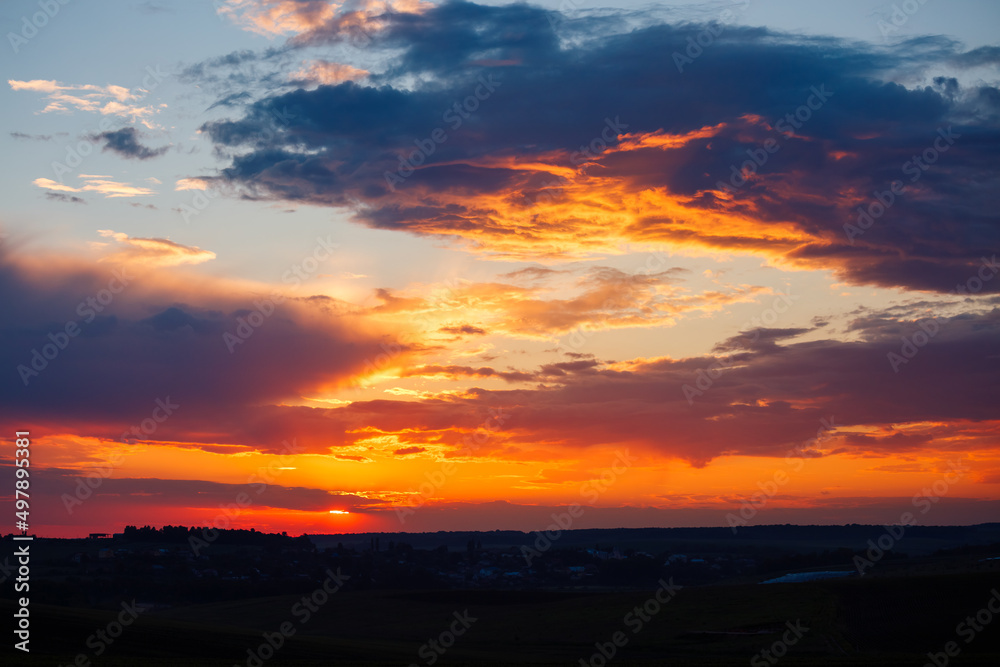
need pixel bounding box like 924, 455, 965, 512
3, 569, 999, 666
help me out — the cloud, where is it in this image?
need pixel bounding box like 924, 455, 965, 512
32, 176, 155, 199
366, 265, 762, 340
2, 243, 997, 470
91, 127, 169, 160
439, 324, 487, 336
94, 230, 217, 266
319, 306, 1000, 467
217, 0, 431, 41
175, 178, 209, 191
9, 465, 377, 514
0, 247, 404, 454
9, 79, 162, 125
398, 364, 535, 383
10, 131, 57, 141
198, 3, 1000, 292
291, 59, 369, 85
44, 192, 86, 204
217, 0, 341, 36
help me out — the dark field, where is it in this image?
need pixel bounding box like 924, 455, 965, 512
2, 526, 999, 666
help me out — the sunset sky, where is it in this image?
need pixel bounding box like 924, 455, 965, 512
1, 0, 998, 538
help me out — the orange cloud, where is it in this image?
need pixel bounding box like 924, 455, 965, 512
174, 178, 209, 191
368, 122, 817, 261
9, 79, 160, 125
33, 176, 155, 199
217, 0, 339, 36
292, 60, 369, 84
365, 265, 769, 341
218, 0, 430, 41
93, 230, 217, 267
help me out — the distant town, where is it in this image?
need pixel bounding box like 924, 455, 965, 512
5, 524, 998, 610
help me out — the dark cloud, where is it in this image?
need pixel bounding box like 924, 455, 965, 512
91, 127, 169, 160
44, 191, 86, 204
206, 91, 254, 111
500, 267, 571, 282
439, 324, 487, 335
951, 45, 1000, 68
180, 47, 290, 95
136, 1, 171, 15
10, 131, 54, 141
287, 306, 999, 464
8, 465, 373, 512
399, 364, 535, 383
1, 244, 996, 464
0, 250, 399, 453
197, 1, 999, 292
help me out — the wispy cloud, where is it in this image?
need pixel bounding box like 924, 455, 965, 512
32, 176, 155, 198
199, 2, 1000, 293
217, 0, 431, 40
9, 79, 163, 125
44, 191, 86, 204
174, 178, 209, 191
290, 59, 369, 85
94, 230, 217, 266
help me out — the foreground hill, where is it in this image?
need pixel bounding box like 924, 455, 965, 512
2, 569, 999, 666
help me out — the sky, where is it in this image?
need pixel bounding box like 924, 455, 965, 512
0, 0, 998, 538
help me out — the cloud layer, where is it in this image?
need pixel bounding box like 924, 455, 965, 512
196, 1, 1000, 291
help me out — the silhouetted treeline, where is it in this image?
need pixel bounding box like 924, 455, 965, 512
121, 524, 312, 548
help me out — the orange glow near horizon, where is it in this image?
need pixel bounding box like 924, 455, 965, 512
20, 426, 1000, 539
